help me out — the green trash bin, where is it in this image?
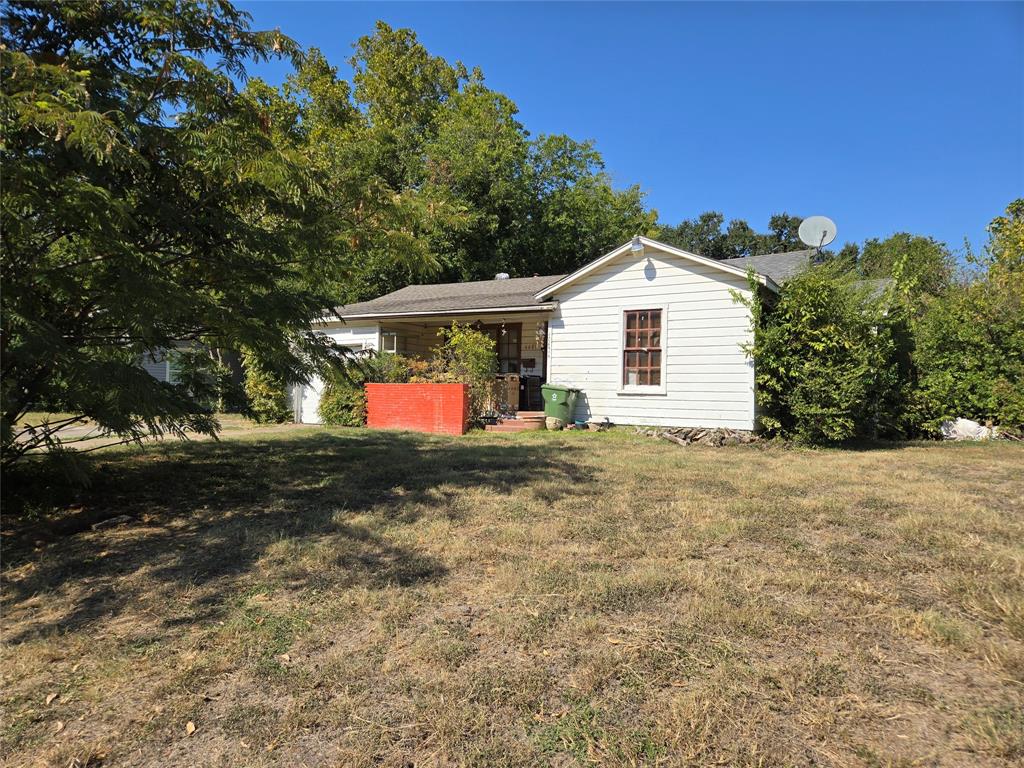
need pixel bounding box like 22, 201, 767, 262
541, 384, 579, 423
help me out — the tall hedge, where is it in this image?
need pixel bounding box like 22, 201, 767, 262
242, 349, 293, 424
911, 200, 1024, 431
318, 353, 419, 426
742, 200, 1024, 442
742, 265, 911, 443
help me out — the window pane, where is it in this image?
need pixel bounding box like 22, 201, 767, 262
624, 311, 665, 386
167, 351, 182, 384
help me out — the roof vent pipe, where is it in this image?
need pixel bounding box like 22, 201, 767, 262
494, 272, 510, 280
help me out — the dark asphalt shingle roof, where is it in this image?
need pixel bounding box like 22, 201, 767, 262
335, 274, 565, 318
334, 248, 818, 319
720, 250, 815, 285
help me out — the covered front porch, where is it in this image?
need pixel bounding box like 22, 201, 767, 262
300, 273, 564, 425
376, 309, 552, 413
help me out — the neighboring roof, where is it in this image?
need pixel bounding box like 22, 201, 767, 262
720, 250, 815, 285
334, 274, 565, 319
856, 277, 896, 300
534, 236, 782, 300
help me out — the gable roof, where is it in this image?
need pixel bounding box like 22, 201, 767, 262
534, 236, 790, 300
330, 241, 817, 321
720, 250, 815, 285
334, 274, 564, 319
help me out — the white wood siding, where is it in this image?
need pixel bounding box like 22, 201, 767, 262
299, 322, 380, 424
546, 243, 756, 430
141, 350, 170, 382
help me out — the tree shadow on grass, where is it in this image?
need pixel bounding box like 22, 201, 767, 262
1, 429, 598, 643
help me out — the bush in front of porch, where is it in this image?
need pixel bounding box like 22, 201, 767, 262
319, 323, 496, 426
319, 354, 421, 426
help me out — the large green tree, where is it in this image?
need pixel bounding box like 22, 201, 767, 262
523, 135, 655, 277
657, 211, 805, 259
911, 201, 1024, 429
0, 2, 428, 467
341, 22, 656, 296
857, 233, 954, 297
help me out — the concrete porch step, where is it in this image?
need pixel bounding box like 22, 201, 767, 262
515, 411, 546, 420
484, 419, 544, 432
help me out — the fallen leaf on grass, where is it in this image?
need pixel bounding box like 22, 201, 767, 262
45, 692, 59, 706
54, 721, 65, 733
606, 636, 625, 644
278, 653, 290, 663
185, 721, 196, 737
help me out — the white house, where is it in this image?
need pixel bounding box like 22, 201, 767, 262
298, 237, 813, 430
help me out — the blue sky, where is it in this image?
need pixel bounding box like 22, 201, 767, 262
239, 1, 1023, 253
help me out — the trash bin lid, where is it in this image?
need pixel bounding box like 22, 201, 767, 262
542, 384, 579, 394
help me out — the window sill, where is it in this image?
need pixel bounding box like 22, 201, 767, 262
617, 387, 667, 396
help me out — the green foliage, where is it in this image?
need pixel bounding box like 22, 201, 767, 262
431, 323, 497, 419
657, 211, 804, 260
170, 348, 239, 413
318, 370, 367, 428
341, 23, 656, 298
319, 324, 495, 426
911, 200, 1024, 430
743, 201, 1024, 442
0, 3, 443, 469
742, 265, 910, 443
858, 233, 953, 298
0, 5, 657, 469
350, 22, 466, 188
242, 350, 292, 424
318, 352, 421, 426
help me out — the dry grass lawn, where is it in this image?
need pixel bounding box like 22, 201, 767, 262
2, 424, 1022, 767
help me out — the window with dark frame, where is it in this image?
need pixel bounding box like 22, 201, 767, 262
623, 309, 662, 387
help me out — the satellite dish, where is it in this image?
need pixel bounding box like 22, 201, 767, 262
798, 216, 837, 249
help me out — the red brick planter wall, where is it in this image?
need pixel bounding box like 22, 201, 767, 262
365, 383, 470, 436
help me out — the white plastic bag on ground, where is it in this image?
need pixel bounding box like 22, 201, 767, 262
940, 418, 994, 440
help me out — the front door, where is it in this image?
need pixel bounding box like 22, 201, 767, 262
482, 323, 522, 374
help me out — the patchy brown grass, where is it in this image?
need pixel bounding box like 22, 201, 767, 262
2, 426, 1022, 767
